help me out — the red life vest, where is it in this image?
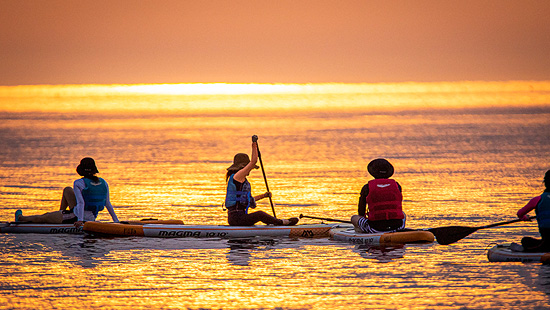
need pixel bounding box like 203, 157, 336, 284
366, 179, 404, 221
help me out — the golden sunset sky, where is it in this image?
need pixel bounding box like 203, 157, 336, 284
1, 0, 549, 85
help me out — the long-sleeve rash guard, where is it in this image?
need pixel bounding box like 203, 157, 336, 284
517, 196, 542, 220
73, 178, 119, 222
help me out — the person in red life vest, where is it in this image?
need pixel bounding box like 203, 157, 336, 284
225, 139, 298, 226
515, 169, 550, 252
351, 158, 405, 233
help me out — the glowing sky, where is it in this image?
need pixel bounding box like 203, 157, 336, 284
1, 0, 549, 85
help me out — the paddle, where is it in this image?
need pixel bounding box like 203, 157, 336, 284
428, 216, 536, 245
299, 214, 534, 245
299, 214, 352, 224
252, 135, 276, 218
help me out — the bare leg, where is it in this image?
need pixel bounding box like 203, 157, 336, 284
59, 187, 76, 211
16, 187, 76, 224
18, 211, 63, 224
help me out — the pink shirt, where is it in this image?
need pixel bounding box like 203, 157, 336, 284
517, 196, 542, 220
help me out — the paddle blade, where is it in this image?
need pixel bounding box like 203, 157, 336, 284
428, 226, 479, 245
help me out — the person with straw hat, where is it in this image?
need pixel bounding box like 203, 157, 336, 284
225, 140, 298, 226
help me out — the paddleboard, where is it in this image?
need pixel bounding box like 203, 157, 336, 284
141, 223, 349, 238
487, 244, 550, 263
0, 222, 83, 234
124, 219, 184, 225
84, 220, 184, 236
329, 228, 435, 245
0, 219, 183, 235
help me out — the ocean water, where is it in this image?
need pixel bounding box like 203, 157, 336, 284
0, 82, 549, 309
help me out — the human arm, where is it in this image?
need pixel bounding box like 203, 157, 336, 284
517, 196, 541, 220
358, 184, 369, 216
253, 192, 271, 201
233, 141, 259, 183
103, 181, 119, 222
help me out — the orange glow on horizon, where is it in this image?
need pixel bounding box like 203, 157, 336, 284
2, 81, 550, 96
0, 81, 549, 113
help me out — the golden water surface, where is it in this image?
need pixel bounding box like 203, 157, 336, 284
0, 81, 549, 309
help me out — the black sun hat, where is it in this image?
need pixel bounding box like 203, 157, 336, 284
367, 158, 394, 179
76, 157, 99, 176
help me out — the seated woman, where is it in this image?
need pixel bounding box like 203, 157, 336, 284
15, 157, 119, 226
225, 138, 298, 226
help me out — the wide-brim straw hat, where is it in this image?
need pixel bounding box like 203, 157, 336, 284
227, 153, 259, 171
367, 158, 394, 179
